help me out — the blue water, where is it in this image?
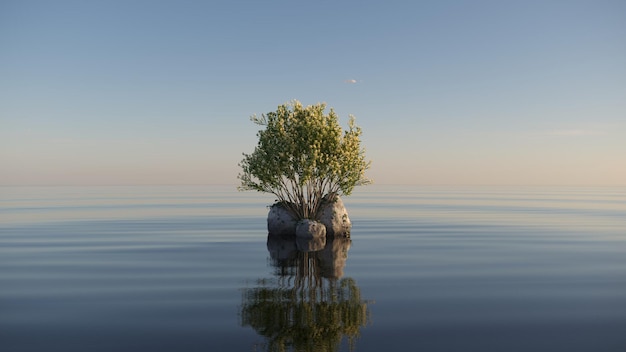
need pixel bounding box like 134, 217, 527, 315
1, 185, 625, 351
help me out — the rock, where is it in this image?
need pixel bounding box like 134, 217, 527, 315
318, 195, 351, 236
267, 196, 352, 237
267, 203, 298, 236
296, 219, 326, 239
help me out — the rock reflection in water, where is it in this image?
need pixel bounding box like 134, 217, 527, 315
240, 235, 372, 352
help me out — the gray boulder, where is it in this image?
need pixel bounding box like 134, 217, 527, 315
296, 219, 326, 239
267, 196, 351, 237
318, 195, 351, 236
267, 203, 298, 236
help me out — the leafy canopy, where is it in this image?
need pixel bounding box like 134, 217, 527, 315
238, 100, 371, 219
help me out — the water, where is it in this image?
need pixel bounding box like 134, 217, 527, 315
1, 185, 625, 351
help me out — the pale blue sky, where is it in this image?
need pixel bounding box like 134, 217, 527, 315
1, 0, 625, 186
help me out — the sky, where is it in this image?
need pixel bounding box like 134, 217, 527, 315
1, 0, 625, 186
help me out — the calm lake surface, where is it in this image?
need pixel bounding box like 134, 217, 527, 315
1, 185, 625, 351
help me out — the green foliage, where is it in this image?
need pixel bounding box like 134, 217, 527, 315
238, 100, 371, 219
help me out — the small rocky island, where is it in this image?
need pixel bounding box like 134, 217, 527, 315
267, 194, 351, 238
237, 101, 371, 240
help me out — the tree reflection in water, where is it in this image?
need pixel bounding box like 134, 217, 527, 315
240, 235, 372, 352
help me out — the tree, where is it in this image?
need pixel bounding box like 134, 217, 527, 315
238, 100, 371, 220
